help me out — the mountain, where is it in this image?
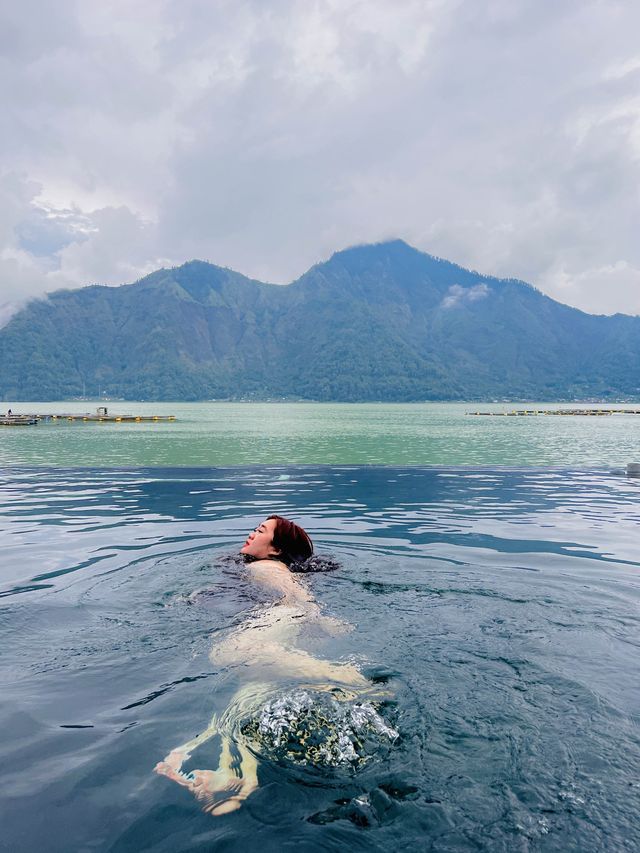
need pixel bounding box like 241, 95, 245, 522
1, 240, 639, 401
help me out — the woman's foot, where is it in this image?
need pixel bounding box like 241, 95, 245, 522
155, 737, 259, 816
154, 748, 193, 787
190, 765, 257, 815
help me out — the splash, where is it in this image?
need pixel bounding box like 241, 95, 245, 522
240, 690, 398, 769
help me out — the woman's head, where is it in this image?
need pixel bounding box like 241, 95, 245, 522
240, 515, 313, 565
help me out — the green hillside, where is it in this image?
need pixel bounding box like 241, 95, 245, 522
1, 240, 639, 401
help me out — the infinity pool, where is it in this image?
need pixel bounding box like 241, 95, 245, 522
1, 466, 638, 852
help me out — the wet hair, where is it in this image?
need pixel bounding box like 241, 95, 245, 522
288, 554, 341, 574
267, 514, 313, 566
266, 516, 340, 572
241, 516, 339, 573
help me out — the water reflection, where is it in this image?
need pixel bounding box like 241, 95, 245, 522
2, 466, 638, 597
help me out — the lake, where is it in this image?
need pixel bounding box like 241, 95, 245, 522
1, 404, 639, 851
1, 401, 639, 467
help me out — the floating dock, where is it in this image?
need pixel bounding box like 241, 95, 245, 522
0, 416, 38, 426
468, 408, 640, 417
0, 407, 175, 425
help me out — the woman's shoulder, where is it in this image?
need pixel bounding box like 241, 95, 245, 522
247, 559, 314, 604
248, 559, 289, 573
246, 559, 291, 589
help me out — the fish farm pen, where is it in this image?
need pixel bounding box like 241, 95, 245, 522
467, 408, 640, 416
0, 407, 176, 426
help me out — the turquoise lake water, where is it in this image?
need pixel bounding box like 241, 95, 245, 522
1, 403, 639, 851
1, 401, 640, 467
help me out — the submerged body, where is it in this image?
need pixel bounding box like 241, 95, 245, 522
209, 559, 364, 685
154, 519, 380, 816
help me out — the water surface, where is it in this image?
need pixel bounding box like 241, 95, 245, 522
1, 465, 638, 851
2, 401, 640, 467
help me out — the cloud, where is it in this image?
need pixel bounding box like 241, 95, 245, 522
0, 0, 639, 320
537, 260, 640, 316
442, 283, 490, 308
0, 173, 168, 322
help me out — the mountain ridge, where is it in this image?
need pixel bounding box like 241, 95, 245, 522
1, 241, 638, 401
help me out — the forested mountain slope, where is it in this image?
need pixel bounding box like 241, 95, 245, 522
1, 240, 638, 400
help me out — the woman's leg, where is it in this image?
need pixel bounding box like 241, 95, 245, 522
194, 738, 259, 815
155, 640, 373, 815
154, 691, 262, 815
153, 714, 219, 787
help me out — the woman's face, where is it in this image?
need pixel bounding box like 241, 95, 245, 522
240, 518, 280, 560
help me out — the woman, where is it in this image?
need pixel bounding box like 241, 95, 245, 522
154, 516, 370, 816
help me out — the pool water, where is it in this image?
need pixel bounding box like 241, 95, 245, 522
1, 466, 639, 852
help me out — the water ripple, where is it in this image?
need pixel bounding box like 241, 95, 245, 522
0, 465, 639, 852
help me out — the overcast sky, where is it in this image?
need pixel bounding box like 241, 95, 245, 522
1, 0, 639, 322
